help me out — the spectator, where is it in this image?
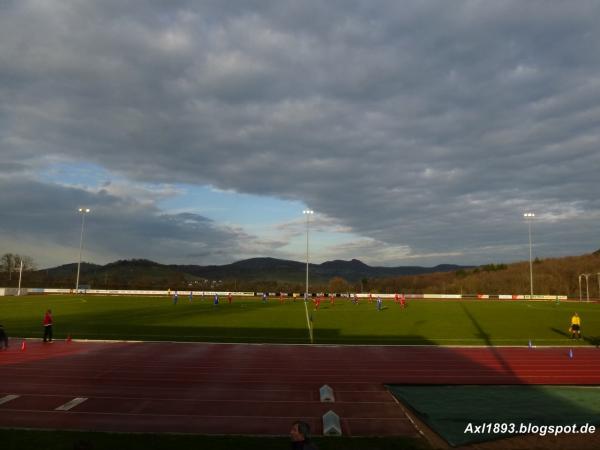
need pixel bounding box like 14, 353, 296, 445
43, 309, 53, 343
0, 324, 8, 350
290, 420, 319, 449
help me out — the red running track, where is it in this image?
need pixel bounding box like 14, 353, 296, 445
1, 340, 599, 436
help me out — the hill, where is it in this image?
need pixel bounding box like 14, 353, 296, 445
365, 253, 600, 298
174, 257, 467, 284
8, 252, 600, 297
14, 257, 468, 291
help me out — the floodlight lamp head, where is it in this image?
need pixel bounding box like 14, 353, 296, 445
78, 208, 91, 213
523, 212, 535, 218
303, 209, 314, 215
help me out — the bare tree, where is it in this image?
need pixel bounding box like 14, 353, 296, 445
328, 276, 349, 293
18, 255, 36, 271
1, 253, 16, 280
1, 253, 36, 280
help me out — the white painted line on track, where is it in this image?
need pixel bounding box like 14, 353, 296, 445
0, 394, 19, 405
10, 335, 595, 348
55, 397, 88, 411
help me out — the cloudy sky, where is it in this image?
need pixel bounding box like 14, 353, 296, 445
1, 0, 599, 269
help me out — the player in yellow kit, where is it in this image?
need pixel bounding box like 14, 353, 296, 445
569, 312, 581, 339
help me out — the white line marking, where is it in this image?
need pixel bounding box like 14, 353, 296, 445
303, 300, 314, 344
55, 397, 88, 411
0, 394, 19, 405
9, 336, 594, 348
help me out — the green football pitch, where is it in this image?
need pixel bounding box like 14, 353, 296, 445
1, 295, 599, 346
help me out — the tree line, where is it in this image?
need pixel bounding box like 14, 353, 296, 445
2, 252, 599, 298
0, 253, 36, 282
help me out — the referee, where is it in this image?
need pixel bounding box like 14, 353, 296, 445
570, 312, 581, 339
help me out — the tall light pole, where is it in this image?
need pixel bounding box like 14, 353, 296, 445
302, 209, 314, 344
17, 258, 23, 296
302, 209, 314, 301
75, 208, 91, 292
523, 212, 535, 299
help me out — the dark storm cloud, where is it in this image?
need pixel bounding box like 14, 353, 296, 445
1, 0, 600, 265
0, 176, 282, 267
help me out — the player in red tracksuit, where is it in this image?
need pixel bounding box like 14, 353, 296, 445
228, 293, 232, 304
43, 309, 53, 343
400, 293, 406, 309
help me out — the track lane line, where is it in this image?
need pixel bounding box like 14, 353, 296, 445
0, 394, 19, 405
55, 397, 88, 411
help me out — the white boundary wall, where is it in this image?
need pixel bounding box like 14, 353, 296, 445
0, 288, 29, 296
0, 288, 20, 296
28, 288, 255, 296
11, 287, 569, 301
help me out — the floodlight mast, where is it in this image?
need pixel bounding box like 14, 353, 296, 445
523, 212, 535, 299
75, 208, 91, 293
302, 209, 314, 301
17, 258, 23, 296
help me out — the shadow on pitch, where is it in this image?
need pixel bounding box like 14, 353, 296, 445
550, 327, 600, 347
459, 303, 517, 379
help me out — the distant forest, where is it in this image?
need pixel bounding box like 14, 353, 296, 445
1, 251, 599, 298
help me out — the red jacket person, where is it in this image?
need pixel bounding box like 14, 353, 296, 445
43, 309, 53, 343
